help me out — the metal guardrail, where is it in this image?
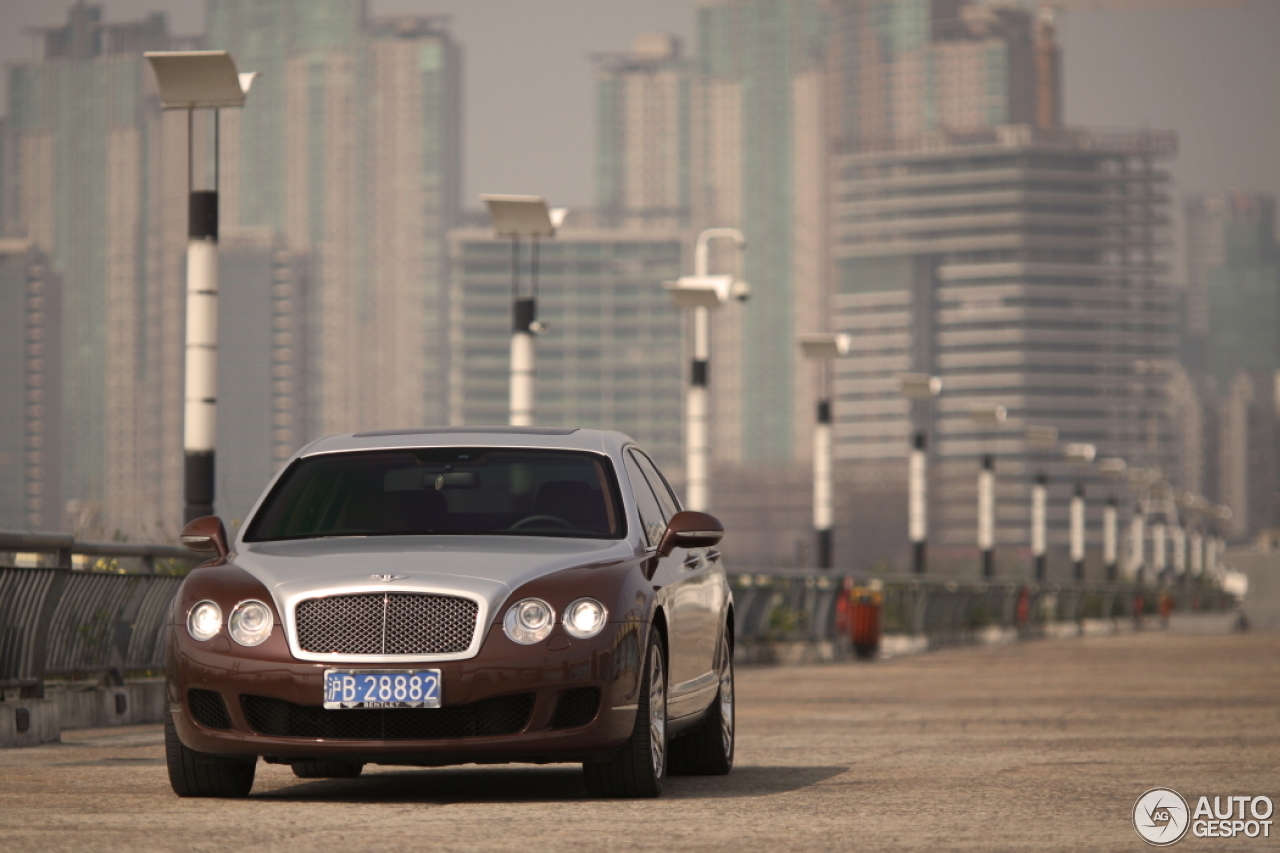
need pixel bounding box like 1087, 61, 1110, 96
730, 572, 1238, 647
0, 529, 1240, 695
0, 531, 197, 696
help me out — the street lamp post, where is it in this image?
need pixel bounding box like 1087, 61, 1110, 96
1126, 468, 1153, 583
1063, 443, 1096, 582
1026, 426, 1058, 581
664, 228, 747, 512
799, 334, 851, 569
1099, 458, 1127, 582
481, 195, 567, 427
969, 405, 1006, 577
899, 374, 942, 574
146, 51, 256, 523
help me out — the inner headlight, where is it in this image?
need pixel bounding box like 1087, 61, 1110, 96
503, 598, 555, 645
564, 598, 608, 639
187, 600, 222, 641
228, 600, 274, 647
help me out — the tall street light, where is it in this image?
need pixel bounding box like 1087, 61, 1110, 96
481, 195, 567, 427
1098, 457, 1127, 581
1026, 425, 1059, 581
798, 333, 851, 569
1126, 468, 1154, 583
899, 374, 942, 574
146, 51, 257, 523
969, 404, 1006, 577
1063, 443, 1096, 582
664, 228, 747, 512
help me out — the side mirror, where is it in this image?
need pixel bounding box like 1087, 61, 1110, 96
657, 510, 724, 557
180, 516, 229, 559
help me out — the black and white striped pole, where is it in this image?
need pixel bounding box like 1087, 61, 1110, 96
970, 405, 1006, 578
899, 374, 942, 574
799, 334, 851, 570
1064, 443, 1095, 582
1026, 426, 1058, 581
146, 51, 256, 523
665, 228, 747, 512
481, 196, 566, 428
1098, 458, 1126, 583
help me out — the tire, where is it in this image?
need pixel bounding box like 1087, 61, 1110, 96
668, 625, 734, 776
583, 628, 667, 798
165, 710, 255, 798
292, 760, 364, 779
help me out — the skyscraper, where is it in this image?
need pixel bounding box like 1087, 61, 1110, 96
208, 2, 462, 437
593, 32, 692, 230
692, 0, 830, 465
4, 5, 183, 537
1183, 192, 1280, 385
0, 241, 62, 531
826, 0, 1042, 150
831, 125, 1178, 572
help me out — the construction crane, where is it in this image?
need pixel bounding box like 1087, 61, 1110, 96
1031, 0, 1249, 127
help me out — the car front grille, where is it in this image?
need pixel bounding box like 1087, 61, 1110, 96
240, 693, 534, 740
294, 592, 479, 656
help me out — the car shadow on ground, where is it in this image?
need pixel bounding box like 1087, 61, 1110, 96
256, 764, 849, 803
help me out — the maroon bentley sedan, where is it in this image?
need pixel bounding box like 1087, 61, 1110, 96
167, 427, 734, 798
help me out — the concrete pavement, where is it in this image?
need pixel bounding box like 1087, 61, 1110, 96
1, 630, 1277, 852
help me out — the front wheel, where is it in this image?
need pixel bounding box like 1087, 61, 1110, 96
583, 628, 667, 798
165, 711, 255, 798
668, 624, 734, 775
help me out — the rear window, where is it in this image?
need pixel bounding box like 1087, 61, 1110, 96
244, 448, 625, 542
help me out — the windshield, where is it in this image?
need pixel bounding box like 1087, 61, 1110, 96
243, 448, 625, 542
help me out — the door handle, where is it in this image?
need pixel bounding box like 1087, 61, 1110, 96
682, 554, 701, 569
707, 549, 721, 563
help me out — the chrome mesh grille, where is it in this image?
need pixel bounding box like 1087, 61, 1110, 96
295, 593, 479, 655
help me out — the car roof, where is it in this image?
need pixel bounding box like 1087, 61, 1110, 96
296, 426, 638, 460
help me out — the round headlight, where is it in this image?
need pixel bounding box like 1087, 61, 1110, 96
228, 600, 274, 647
187, 600, 222, 642
503, 598, 555, 645
564, 597, 608, 639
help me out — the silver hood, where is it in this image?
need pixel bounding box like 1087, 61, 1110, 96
234, 535, 633, 664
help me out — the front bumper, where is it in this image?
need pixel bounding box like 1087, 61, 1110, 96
169, 619, 647, 765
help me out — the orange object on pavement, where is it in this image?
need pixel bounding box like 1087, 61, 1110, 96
850, 585, 882, 660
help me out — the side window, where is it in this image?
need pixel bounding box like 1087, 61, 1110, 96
623, 452, 667, 548
631, 450, 681, 519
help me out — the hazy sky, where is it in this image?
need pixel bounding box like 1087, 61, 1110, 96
2, 0, 1277, 250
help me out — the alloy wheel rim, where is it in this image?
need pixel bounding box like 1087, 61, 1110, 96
649, 650, 666, 777
719, 649, 734, 755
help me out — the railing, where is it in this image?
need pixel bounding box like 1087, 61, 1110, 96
0, 532, 198, 696
730, 571, 1238, 647
0, 530, 1240, 696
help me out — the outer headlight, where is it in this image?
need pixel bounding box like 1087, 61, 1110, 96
563, 597, 608, 639
228, 600, 274, 647
187, 600, 222, 641
503, 598, 555, 645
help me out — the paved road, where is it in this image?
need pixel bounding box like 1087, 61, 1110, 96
2, 631, 1278, 852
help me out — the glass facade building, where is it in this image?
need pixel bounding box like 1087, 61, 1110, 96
447, 228, 686, 471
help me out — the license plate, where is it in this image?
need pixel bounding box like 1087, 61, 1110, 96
323, 669, 441, 709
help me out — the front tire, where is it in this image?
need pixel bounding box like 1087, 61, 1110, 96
292, 760, 364, 779
165, 711, 255, 798
583, 628, 667, 798
669, 625, 735, 775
